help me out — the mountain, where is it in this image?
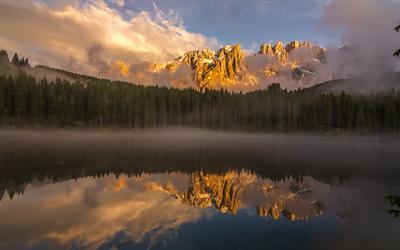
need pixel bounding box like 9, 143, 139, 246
154, 40, 326, 89
2, 46, 398, 94
0, 42, 326, 91
154, 44, 247, 89
257, 40, 326, 77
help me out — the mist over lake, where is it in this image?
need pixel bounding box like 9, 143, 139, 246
2, 128, 400, 179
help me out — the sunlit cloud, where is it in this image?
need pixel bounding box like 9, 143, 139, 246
0, 0, 218, 79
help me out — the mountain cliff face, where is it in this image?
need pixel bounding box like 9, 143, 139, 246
154, 44, 246, 89
258, 41, 326, 78
154, 40, 326, 89
258, 40, 324, 62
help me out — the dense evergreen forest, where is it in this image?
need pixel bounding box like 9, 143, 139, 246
0, 72, 400, 131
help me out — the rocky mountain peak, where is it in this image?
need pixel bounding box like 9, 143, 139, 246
274, 41, 285, 52
155, 43, 245, 89
258, 40, 319, 63
285, 40, 312, 51
154, 40, 326, 89
259, 43, 274, 55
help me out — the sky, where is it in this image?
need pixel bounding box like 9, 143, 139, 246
0, 0, 399, 86
42, 0, 336, 45
114, 0, 337, 48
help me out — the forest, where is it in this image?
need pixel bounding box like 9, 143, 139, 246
0, 72, 400, 132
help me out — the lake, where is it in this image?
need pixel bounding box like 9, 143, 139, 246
0, 129, 399, 250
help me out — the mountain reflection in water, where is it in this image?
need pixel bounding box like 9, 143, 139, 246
147, 171, 323, 220
0, 170, 398, 250
0, 129, 400, 250
1, 171, 323, 221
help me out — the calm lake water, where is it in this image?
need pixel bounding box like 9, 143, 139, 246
0, 129, 399, 250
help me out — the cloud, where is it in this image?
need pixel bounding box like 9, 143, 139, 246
113, 0, 125, 7
298, 0, 400, 91
0, 0, 218, 80
321, 0, 400, 75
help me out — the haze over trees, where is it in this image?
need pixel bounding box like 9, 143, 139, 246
0, 72, 399, 131
10, 53, 29, 67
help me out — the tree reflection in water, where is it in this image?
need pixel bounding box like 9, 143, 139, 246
386, 195, 400, 218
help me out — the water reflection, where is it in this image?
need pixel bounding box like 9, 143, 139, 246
0, 170, 399, 250
1, 130, 400, 249
147, 171, 323, 220
0, 173, 207, 250
386, 195, 400, 218
1, 171, 325, 220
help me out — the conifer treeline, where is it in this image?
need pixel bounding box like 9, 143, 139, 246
0, 73, 400, 131
10, 53, 29, 66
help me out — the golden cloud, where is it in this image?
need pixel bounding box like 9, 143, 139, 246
0, 0, 218, 80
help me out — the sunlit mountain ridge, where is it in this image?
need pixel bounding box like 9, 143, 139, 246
153, 40, 326, 89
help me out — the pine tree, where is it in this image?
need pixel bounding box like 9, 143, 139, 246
11, 53, 19, 65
